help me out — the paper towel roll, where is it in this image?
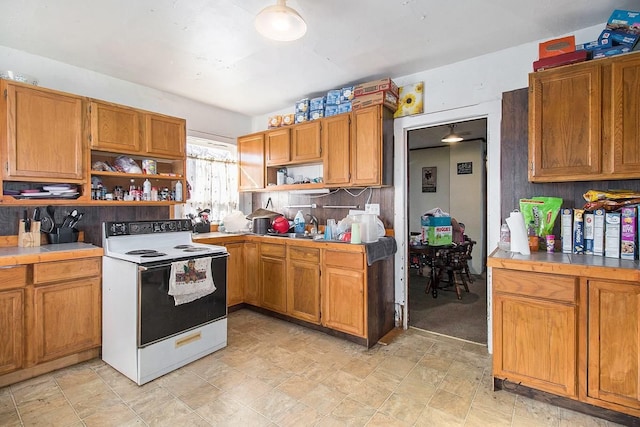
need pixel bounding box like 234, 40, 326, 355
506, 210, 530, 255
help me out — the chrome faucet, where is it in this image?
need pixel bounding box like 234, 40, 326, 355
306, 214, 319, 234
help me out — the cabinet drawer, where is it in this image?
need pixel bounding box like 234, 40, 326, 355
289, 247, 320, 263
260, 243, 285, 258
33, 258, 101, 285
0, 265, 28, 290
324, 251, 364, 270
493, 269, 576, 303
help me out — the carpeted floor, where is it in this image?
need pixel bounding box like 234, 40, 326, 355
408, 267, 488, 344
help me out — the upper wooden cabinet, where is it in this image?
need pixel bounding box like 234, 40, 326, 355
291, 121, 322, 163
323, 113, 351, 186
265, 128, 291, 165
1, 81, 85, 182
238, 132, 265, 191
528, 51, 640, 182
89, 101, 141, 154
144, 113, 185, 158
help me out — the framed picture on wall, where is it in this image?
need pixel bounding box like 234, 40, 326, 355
457, 161, 473, 175
422, 167, 437, 192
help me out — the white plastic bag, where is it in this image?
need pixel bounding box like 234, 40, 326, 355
222, 210, 250, 233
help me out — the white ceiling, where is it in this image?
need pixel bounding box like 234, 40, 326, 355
0, 0, 635, 117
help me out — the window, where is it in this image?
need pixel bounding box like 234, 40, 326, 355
185, 137, 238, 222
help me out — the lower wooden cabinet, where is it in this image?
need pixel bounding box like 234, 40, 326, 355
492, 269, 577, 397
243, 242, 260, 305
322, 250, 366, 337
0, 256, 102, 387
260, 243, 287, 314
287, 247, 320, 324
224, 243, 244, 307
587, 279, 640, 411
0, 289, 23, 375
490, 259, 640, 419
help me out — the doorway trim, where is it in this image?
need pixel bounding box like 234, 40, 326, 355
392, 99, 502, 352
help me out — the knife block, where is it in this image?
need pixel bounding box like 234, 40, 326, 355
18, 220, 41, 247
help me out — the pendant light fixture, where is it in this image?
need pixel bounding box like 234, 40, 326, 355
441, 124, 464, 143
255, 0, 307, 42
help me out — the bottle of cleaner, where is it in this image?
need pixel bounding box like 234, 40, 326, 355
142, 179, 151, 201
175, 180, 183, 202
293, 210, 305, 233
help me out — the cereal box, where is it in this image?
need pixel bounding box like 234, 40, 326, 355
584, 212, 594, 255
620, 206, 637, 260
593, 209, 605, 256
561, 208, 573, 254
605, 212, 621, 259
573, 209, 584, 254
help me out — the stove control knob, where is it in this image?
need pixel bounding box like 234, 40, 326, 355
168, 222, 177, 231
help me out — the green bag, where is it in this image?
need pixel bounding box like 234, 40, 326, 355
519, 197, 563, 237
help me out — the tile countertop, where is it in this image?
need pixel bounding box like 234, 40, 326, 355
488, 247, 640, 282
0, 243, 104, 266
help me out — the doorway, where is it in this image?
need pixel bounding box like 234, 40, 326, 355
406, 118, 488, 344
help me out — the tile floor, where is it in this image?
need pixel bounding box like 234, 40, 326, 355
0, 309, 624, 426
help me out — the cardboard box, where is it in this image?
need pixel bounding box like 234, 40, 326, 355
324, 104, 339, 117
351, 90, 398, 112
539, 35, 575, 59
606, 9, 640, 33
354, 78, 399, 98
268, 115, 282, 128
294, 111, 309, 124
533, 50, 588, 71
295, 98, 309, 113
421, 216, 452, 227
337, 102, 352, 114
326, 90, 341, 105
309, 109, 324, 120
593, 209, 605, 256
573, 209, 584, 254
605, 212, 621, 258
423, 225, 453, 246
599, 29, 639, 48
310, 96, 326, 111
561, 208, 573, 254
576, 38, 612, 51
591, 45, 632, 59
282, 113, 295, 126
621, 206, 637, 260
340, 87, 354, 102
584, 212, 594, 255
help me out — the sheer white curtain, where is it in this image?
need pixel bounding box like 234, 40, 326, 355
185, 138, 238, 222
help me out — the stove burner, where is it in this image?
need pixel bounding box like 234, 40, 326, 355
126, 249, 160, 255
184, 247, 209, 252
140, 252, 167, 258
174, 245, 193, 249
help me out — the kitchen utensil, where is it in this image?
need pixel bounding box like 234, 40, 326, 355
46, 205, 55, 220
40, 216, 55, 233
68, 212, 84, 229
33, 207, 41, 222
23, 209, 30, 232
271, 215, 290, 234
252, 216, 271, 235
61, 209, 78, 228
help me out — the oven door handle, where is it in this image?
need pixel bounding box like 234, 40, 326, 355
138, 264, 173, 272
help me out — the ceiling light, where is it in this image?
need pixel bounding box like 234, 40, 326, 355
255, 0, 307, 42
441, 124, 464, 143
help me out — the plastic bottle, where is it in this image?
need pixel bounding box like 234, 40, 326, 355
129, 179, 136, 200
175, 181, 183, 202
142, 179, 151, 201
527, 221, 539, 252
293, 210, 305, 233
499, 223, 511, 251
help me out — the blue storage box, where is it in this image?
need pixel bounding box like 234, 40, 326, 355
309, 109, 324, 120
337, 102, 352, 114
326, 90, 341, 105
325, 105, 339, 117
295, 98, 309, 113
340, 87, 355, 103
310, 96, 326, 111
295, 111, 309, 124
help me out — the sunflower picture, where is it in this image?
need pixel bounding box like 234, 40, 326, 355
394, 82, 424, 118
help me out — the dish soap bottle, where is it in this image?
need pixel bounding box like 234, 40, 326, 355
293, 210, 305, 234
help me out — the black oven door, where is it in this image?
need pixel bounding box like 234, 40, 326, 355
137, 253, 227, 347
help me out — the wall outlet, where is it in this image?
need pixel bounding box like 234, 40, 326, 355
365, 203, 380, 215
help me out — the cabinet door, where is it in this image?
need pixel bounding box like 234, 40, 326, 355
588, 279, 640, 410
225, 243, 244, 307
243, 242, 260, 305
351, 106, 382, 186
90, 101, 141, 153
323, 114, 351, 186
492, 269, 577, 397
291, 121, 322, 163
0, 289, 23, 375
322, 250, 366, 337
265, 128, 290, 165
144, 113, 186, 157
528, 62, 602, 182
4, 83, 84, 180
609, 54, 640, 176
30, 278, 101, 364
260, 243, 287, 313
287, 247, 320, 324
238, 133, 265, 191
